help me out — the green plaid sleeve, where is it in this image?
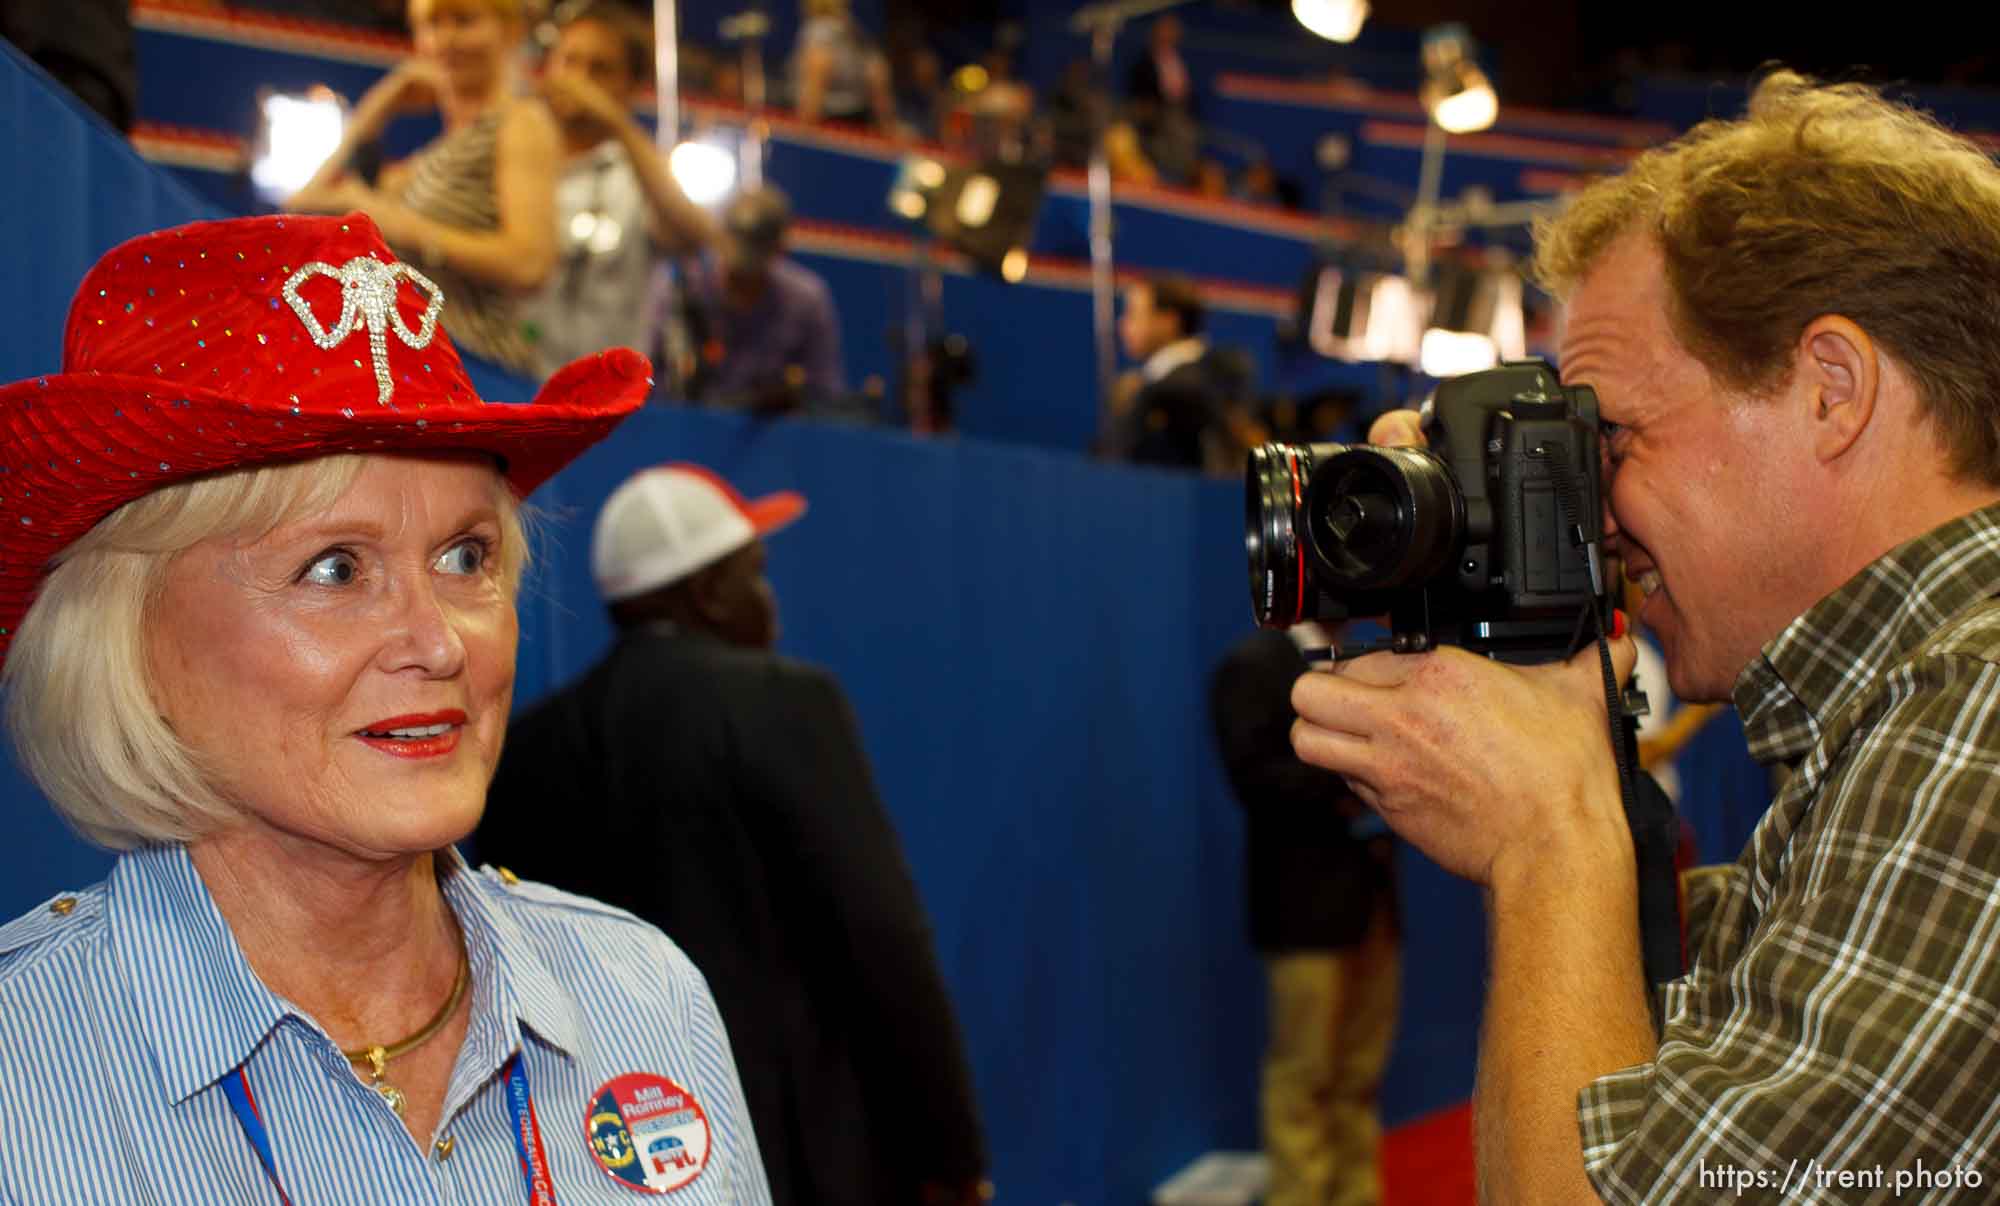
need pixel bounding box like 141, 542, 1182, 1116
1576, 651, 2000, 1202
1679, 864, 1736, 957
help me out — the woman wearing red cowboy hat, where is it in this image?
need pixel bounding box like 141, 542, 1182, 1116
0, 214, 772, 1204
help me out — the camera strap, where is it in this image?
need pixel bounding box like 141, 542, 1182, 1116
1590, 608, 1687, 1005
1550, 454, 1687, 1005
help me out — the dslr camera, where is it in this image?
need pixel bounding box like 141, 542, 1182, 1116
1245, 359, 1610, 663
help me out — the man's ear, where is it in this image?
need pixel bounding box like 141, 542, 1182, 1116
686, 564, 730, 629
1799, 315, 1878, 464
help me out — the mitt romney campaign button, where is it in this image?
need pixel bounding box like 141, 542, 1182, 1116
584, 1072, 712, 1193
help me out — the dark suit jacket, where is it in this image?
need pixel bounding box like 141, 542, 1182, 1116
1125, 48, 1198, 118
1209, 628, 1396, 952
476, 628, 986, 1204
1102, 355, 1234, 470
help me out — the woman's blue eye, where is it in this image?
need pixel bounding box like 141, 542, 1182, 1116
436, 539, 488, 576
301, 551, 358, 586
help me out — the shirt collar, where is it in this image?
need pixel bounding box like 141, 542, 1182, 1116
437, 847, 585, 1062
1734, 501, 2000, 766
108, 844, 289, 1106
1141, 336, 1206, 384
108, 843, 583, 1107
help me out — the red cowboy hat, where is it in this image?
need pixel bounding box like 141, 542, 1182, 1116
0, 212, 649, 663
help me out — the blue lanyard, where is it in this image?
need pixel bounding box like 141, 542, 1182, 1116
221, 1068, 293, 1206
224, 1055, 557, 1204
507, 1054, 559, 1205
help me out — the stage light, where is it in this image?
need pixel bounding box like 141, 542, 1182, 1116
955, 174, 1000, 229
1291, 0, 1367, 43
1430, 77, 1497, 134
1421, 262, 1524, 376
951, 63, 990, 94
888, 158, 952, 222
1420, 25, 1497, 135
1303, 267, 1421, 364
1419, 328, 1498, 377
937, 162, 1046, 278
250, 90, 344, 204
1486, 271, 1527, 360
669, 140, 736, 205
888, 156, 1046, 280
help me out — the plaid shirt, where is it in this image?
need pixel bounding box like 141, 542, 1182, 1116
1579, 504, 2000, 1203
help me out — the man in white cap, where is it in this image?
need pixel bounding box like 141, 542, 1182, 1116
476, 463, 990, 1206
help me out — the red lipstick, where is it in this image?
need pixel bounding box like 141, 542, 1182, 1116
356, 710, 468, 760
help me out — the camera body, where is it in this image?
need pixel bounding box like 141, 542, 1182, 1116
1246, 359, 1608, 662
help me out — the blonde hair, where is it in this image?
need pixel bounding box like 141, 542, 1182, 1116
1534, 70, 2000, 483
2, 454, 528, 851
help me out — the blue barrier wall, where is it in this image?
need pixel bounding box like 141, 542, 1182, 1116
0, 38, 219, 915
2, 41, 218, 395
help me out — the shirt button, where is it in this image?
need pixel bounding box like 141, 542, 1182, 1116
434, 1134, 455, 1161
49, 897, 76, 916
496, 866, 519, 886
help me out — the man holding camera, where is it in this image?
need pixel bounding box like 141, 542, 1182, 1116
1291, 72, 2000, 1200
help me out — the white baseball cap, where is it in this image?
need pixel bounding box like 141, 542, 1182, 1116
592, 463, 807, 601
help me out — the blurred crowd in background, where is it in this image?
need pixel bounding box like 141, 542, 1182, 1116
5, 0, 1315, 476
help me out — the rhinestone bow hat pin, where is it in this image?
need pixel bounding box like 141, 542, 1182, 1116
282, 257, 444, 406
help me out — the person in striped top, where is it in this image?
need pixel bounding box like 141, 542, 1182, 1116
0, 213, 772, 1203
287, 0, 560, 378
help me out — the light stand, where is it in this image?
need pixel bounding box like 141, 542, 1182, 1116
900, 223, 947, 431
719, 9, 770, 190
1399, 24, 1548, 383
1405, 134, 1553, 285
1406, 121, 1447, 285
1068, 0, 1198, 433
651, 0, 678, 155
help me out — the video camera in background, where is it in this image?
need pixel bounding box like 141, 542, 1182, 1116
1245, 359, 1610, 663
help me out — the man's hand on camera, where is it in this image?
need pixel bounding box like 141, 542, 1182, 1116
1367, 408, 1426, 448
1289, 636, 1637, 888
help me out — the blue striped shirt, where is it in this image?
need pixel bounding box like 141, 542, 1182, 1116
0, 843, 773, 1204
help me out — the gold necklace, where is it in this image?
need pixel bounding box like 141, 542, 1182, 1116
341, 951, 470, 1117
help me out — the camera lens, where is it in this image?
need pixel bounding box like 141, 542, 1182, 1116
1245, 443, 1317, 627
1303, 446, 1463, 591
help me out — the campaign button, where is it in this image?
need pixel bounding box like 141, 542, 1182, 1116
584, 1072, 712, 1194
